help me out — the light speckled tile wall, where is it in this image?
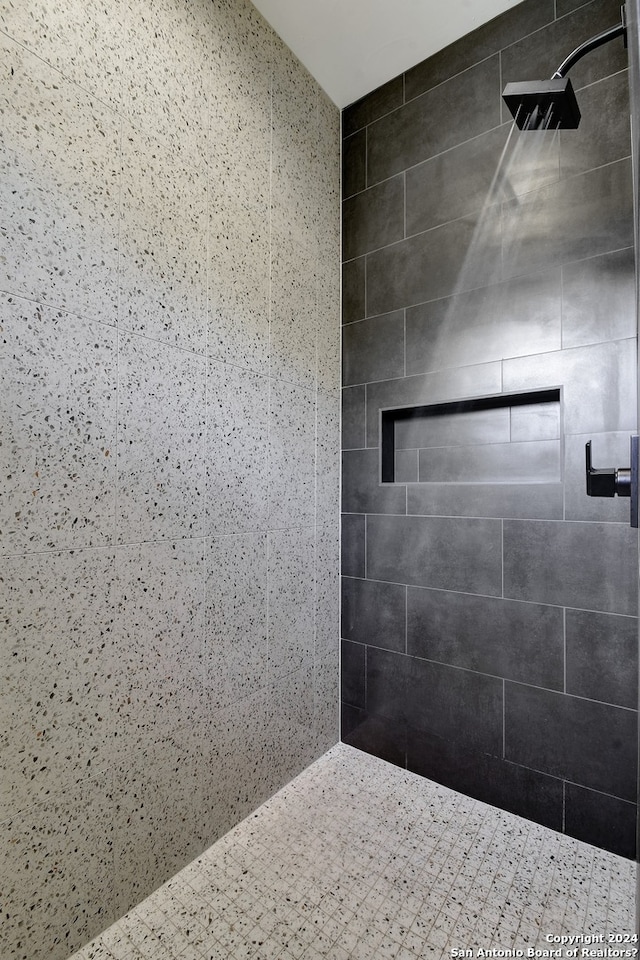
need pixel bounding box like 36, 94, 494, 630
0, 774, 114, 960
267, 526, 316, 679
0, 294, 117, 555
316, 390, 341, 524
117, 334, 206, 543
205, 533, 268, 710
0, 35, 120, 323
119, 125, 207, 354
315, 523, 340, 662
268, 379, 316, 526
1, 0, 340, 952
119, 0, 212, 167
207, 190, 270, 374
205, 360, 270, 535
0, 0, 125, 109
0, 549, 116, 820
111, 540, 206, 751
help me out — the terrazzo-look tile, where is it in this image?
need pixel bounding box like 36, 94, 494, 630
205, 533, 268, 710
316, 390, 341, 525
111, 539, 206, 751
270, 228, 318, 388
0, 295, 117, 555
119, 125, 207, 353
117, 334, 205, 543
315, 523, 340, 662
0, 0, 125, 109
268, 380, 316, 528
197, 691, 275, 843
205, 360, 269, 535
268, 527, 315, 680
0, 35, 120, 324
207, 189, 270, 375
208, 17, 272, 213
111, 729, 208, 919
314, 655, 340, 751
119, 0, 212, 167
264, 665, 319, 785
69, 744, 636, 960
0, 774, 114, 960
316, 263, 342, 394
0, 548, 115, 820
271, 40, 318, 242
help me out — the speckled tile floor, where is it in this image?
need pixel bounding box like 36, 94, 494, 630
69, 743, 636, 960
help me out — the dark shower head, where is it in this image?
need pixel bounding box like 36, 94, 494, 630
502, 77, 581, 130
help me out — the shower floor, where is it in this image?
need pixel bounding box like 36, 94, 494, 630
70, 743, 635, 960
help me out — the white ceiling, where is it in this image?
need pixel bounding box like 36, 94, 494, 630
250, 0, 523, 108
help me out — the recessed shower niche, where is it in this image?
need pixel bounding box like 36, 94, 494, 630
380, 388, 562, 486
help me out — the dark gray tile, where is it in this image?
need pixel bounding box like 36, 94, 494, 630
367, 514, 502, 595
562, 247, 636, 349
505, 682, 637, 800
395, 449, 418, 483
557, 0, 591, 13
418, 438, 560, 483
342, 385, 366, 451
564, 432, 633, 523
502, 159, 633, 279
566, 608, 638, 709
343, 76, 404, 139
342, 577, 406, 652
559, 70, 630, 178
405, 0, 555, 99
341, 639, 365, 709
342, 311, 405, 387
407, 729, 564, 832
510, 401, 560, 441
564, 782, 636, 858
405, 270, 561, 375
367, 57, 502, 186
365, 364, 503, 447
342, 257, 366, 325
503, 339, 637, 435
342, 449, 406, 515
367, 207, 503, 316
343, 129, 367, 199
341, 513, 365, 578
407, 588, 564, 689
343, 175, 404, 261
366, 647, 408, 722
395, 406, 510, 449
503, 519, 638, 614
407, 482, 564, 520
406, 126, 511, 235
502, 0, 628, 94
340, 705, 407, 767
406, 659, 503, 755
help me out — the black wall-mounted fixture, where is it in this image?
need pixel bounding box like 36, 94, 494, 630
502, 4, 627, 129
585, 437, 639, 527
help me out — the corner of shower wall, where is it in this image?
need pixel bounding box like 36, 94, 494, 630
340, 0, 639, 861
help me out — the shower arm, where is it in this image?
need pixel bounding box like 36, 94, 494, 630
551, 5, 626, 80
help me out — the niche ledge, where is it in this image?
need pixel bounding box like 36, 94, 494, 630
380, 388, 562, 485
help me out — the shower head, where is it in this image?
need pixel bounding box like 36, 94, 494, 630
502, 78, 581, 130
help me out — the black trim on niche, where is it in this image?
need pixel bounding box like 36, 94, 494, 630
380, 388, 561, 484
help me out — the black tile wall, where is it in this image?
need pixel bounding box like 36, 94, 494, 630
341, 0, 638, 857
505, 683, 637, 800
367, 57, 502, 186
342, 311, 405, 386
407, 589, 564, 689
342, 577, 406, 652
